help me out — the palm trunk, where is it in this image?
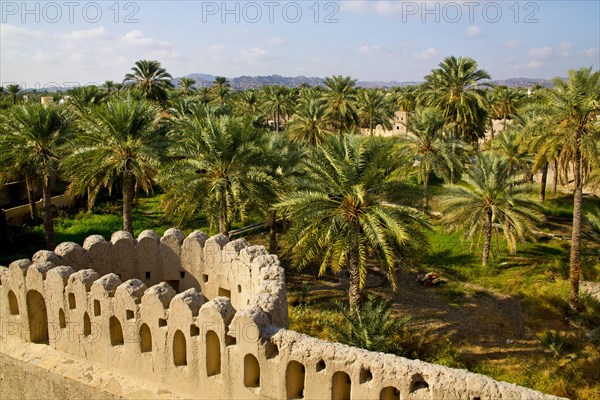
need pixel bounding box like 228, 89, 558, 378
87, 187, 99, 212
122, 171, 134, 234
219, 189, 229, 236
268, 211, 277, 254
42, 176, 55, 249
25, 176, 38, 223
569, 136, 583, 312
482, 209, 493, 267
540, 161, 548, 203
553, 159, 559, 194
369, 118, 373, 137
423, 171, 430, 213
348, 247, 362, 311
275, 109, 280, 133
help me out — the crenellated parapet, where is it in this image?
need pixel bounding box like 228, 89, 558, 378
0, 229, 563, 400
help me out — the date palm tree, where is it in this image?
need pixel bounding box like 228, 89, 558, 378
0, 104, 70, 248
67, 85, 109, 114
237, 89, 261, 116
329, 294, 411, 354
392, 85, 419, 112
123, 60, 173, 103
489, 85, 525, 134
262, 85, 294, 133
356, 89, 394, 136
62, 99, 167, 234
275, 134, 430, 309
103, 80, 117, 94
420, 56, 491, 146
257, 135, 306, 253
400, 107, 464, 212
158, 112, 271, 236
6, 84, 21, 105
324, 75, 358, 135
287, 96, 334, 146
179, 77, 196, 95
439, 152, 543, 267
542, 67, 600, 311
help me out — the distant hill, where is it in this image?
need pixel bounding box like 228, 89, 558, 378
174, 74, 556, 90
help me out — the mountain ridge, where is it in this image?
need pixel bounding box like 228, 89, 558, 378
174, 74, 555, 90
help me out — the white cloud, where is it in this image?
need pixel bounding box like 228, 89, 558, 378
582, 48, 599, 58
527, 47, 553, 59
0, 25, 180, 87
414, 48, 440, 60
340, 0, 403, 15
358, 45, 380, 54
559, 42, 572, 50
341, 1, 476, 16
503, 40, 521, 49
508, 60, 544, 71
270, 37, 286, 46
465, 26, 481, 37
239, 48, 267, 61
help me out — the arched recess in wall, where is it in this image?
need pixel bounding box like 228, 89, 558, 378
139, 323, 152, 353
286, 360, 306, 399
8, 290, 19, 315
83, 312, 91, 336
173, 330, 187, 366
26, 290, 49, 344
59, 309, 66, 328
243, 354, 260, 388
109, 316, 124, 346
206, 330, 221, 376
331, 371, 351, 400
380, 386, 400, 400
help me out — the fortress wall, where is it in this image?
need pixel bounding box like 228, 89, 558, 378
0, 230, 561, 400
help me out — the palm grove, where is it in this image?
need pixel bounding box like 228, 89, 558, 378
0, 58, 599, 313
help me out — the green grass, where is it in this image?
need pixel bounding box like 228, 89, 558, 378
0, 195, 212, 265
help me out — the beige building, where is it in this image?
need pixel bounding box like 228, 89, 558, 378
361, 111, 409, 137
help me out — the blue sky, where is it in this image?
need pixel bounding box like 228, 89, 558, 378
1, 0, 598, 89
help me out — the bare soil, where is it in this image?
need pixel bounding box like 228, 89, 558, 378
286, 265, 547, 365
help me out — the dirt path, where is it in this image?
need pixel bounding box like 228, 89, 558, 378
287, 267, 545, 364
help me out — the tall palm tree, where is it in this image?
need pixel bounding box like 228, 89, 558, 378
275, 134, 430, 309
420, 56, 491, 146
439, 152, 543, 267
103, 80, 117, 94
179, 78, 196, 95
62, 100, 167, 233
493, 128, 532, 187
542, 68, 600, 311
356, 89, 394, 136
489, 86, 525, 134
257, 135, 306, 253
0, 104, 70, 248
392, 85, 420, 112
286, 96, 334, 146
262, 85, 294, 133
123, 60, 173, 103
213, 76, 230, 88
508, 108, 556, 202
6, 84, 21, 105
67, 85, 109, 114
324, 76, 358, 135
237, 89, 261, 116
158, 112, 271, 236
196, 87, 212, 105
400, 107, 464, 212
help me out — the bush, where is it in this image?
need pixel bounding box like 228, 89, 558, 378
328, 294, 411, 355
